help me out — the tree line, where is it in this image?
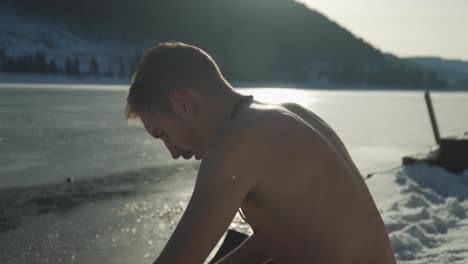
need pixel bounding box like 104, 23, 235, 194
0, 49, 141, 78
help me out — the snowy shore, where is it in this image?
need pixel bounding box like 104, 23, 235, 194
367, 164, 468, 263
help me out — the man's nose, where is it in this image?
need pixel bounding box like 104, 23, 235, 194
163, 139, 181, 159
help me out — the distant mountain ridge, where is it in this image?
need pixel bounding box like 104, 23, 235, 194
406, 57, 468, 73
0, 0, 451, 88
404, 57, 468, 89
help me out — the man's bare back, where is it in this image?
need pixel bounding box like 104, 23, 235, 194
216, 100, 396, 263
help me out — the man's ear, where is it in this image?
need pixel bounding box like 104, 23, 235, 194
168, 89, 198, 117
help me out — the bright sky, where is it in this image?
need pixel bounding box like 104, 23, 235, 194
295, 0, 468, 60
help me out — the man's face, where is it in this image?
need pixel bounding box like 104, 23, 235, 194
139, 111, 202, 160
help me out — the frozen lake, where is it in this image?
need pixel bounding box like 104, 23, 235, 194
0, 85, 467, 263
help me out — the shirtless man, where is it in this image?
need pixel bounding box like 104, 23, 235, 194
125, 42, 396, 264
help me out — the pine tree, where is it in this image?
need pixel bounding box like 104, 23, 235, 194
65, 58, 73, 75
128, 52, 142, 75
4, 55, 14, 72
0, 49, 5, 71
26, 55, 34, 72
119, 58, 126, 78
89, 55, 99, 76
72, 58, 80, 76
35, 52, 47, 73
49, 60, 58, 74
106, 65, 114, 77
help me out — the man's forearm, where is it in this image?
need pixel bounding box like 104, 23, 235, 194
215, 233, 273, 264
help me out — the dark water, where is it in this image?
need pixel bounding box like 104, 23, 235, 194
0, 163, 198, 233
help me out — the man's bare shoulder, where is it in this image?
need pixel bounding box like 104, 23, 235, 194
205, 102, 322, 165
205, 105, 287, 158
279, 102, 328, 125
229, 102, 311, 138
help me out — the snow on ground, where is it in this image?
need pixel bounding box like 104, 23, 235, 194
367, 164, 468, 263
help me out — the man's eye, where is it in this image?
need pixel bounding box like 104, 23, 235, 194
155, 132, 165, 139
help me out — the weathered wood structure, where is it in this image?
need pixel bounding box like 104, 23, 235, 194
402, 91, 468, 174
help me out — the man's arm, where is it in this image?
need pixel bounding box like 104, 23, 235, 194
153, 126, 270, 264
214, 233, 273, 264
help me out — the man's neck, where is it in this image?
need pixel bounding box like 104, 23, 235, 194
196, 90, 245, 154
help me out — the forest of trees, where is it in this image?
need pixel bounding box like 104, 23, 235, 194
0, 50, 58, 74
0, 48, 137, 78
0, 0, 449, 88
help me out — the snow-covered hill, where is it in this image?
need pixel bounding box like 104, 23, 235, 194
0, 11, 139, 76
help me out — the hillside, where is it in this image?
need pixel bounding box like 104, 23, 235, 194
0, 10, 140, 79
0, 0, 448, 88
404, 57, 468, 89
